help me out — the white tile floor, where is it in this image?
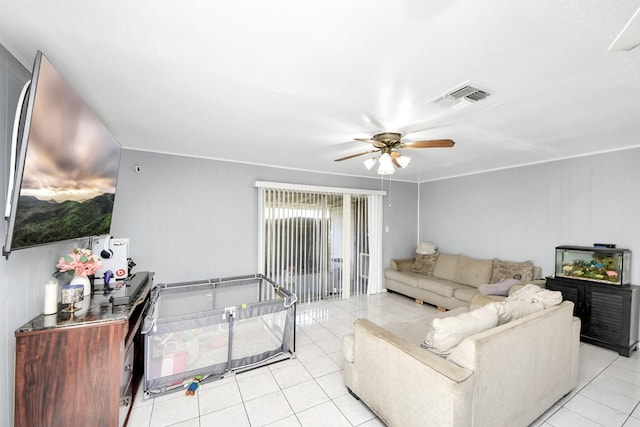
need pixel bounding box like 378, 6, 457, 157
127, 292, 640, 427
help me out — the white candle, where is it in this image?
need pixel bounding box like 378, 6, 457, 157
43, 314, 57, 327
43, 279, 58, 315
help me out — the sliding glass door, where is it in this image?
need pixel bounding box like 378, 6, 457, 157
257, 183, 382, 303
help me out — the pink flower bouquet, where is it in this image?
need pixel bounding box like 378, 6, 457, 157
56, 246, 102, 277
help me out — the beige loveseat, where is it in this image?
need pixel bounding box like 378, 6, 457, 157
342, 298, 580, 427
385, 252, 545, 310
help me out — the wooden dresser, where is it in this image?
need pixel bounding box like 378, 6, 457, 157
14, 272, 153, 427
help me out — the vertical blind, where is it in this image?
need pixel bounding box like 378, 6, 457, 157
256, 182, 384, 303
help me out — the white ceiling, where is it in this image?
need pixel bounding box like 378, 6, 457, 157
2, 1, 640, 182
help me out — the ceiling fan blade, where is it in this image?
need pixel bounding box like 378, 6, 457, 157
391, 157, 402, 168
354, 137, 386, 148
334, 149, 378, 162
402, 139, 455, 148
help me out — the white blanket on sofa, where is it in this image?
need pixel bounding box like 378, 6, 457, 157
506, 283, 563, 307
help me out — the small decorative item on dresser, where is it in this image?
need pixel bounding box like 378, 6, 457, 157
55, 245, 102, 297
61, 284, 84, 314
43, 279, 58, 315
69, 273, 92, 297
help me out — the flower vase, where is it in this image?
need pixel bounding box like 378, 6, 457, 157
69, 274, 91, 299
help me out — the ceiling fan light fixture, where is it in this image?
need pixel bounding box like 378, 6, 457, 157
363, 158, 377, 170
336, 131, 454, 174
397, 155, 411, 168
377, 153, 395, 175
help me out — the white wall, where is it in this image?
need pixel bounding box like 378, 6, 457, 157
418, 148, 640, 281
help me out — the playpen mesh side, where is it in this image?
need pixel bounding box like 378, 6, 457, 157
142, 276, 295, 397
229, 299, 295, 370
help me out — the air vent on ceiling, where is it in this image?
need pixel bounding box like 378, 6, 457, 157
432, 81, 492, 109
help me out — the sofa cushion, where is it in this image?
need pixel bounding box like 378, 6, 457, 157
390, 258, 413, 272
468, 293, 505, 311
411, 253, 439, 275
385, 268, 423, 288
432, 253, 458, 281
478, 278, 523, 296
452, 286, 479, 303
383, 307, 468, 345
494, 300, 545, 325
417, 277, 458, 298
421, 303, 499, 355
491, 259, 534, 283
453, 255, 493, 288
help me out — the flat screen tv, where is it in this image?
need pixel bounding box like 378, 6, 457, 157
3, 51, 121, 257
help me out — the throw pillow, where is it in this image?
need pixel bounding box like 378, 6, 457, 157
491, 259, 534, 283
478, 278, 523, 296
506, 283, 563, 308
411, 253, 439, 275
494, 300, 545, 325
421, 303, 499, 356
446, 338, 476, 370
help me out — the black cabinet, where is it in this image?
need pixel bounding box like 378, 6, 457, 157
546, 276, 639, 356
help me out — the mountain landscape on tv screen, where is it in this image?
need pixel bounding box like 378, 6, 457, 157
12, 193, 115, 248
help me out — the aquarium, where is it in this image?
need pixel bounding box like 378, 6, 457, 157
555, 245, 631, 285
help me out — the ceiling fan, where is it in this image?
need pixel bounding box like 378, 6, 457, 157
334, 132, 455, 174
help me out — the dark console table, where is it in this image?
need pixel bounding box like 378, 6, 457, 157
546, 275, 639, 356
14, 271, 154, 427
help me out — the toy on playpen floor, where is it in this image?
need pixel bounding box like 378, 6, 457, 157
184, 375, 205, 396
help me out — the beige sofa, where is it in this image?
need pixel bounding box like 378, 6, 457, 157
342, 298, 580, 427
385, 252, 545, 310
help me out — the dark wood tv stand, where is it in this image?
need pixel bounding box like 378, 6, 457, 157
13, 272, 153, 427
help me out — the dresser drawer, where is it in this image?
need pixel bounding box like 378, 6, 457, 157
121, 344, 134, 400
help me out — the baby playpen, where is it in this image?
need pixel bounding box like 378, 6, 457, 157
142, 274, 296, 397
